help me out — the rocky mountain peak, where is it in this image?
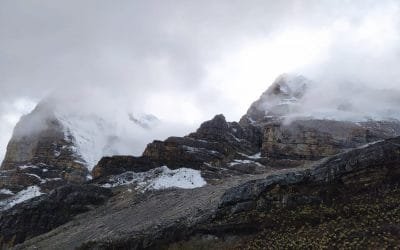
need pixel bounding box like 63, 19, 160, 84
264, 73, 308, 99
128, 113, 160, 129
0, 97, 161, 207
197, 114, 228, 132
242, 73, 310, 124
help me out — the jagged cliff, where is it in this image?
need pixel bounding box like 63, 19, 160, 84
0, 102, 88, 203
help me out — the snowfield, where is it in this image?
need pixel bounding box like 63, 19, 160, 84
102, 166, 206, 191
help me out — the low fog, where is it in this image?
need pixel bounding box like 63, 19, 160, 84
1, 0, 400, 162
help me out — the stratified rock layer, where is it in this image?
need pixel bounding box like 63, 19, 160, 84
0, 103, 88, 196
261, 119, 400, 160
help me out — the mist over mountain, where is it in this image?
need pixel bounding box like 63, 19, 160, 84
2, 1, 400, 248
247, 74, 400, 123
2, 91, 193, 168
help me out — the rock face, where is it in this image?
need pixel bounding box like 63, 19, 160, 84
0, 184, 111, 248
142, 114, 262, 167
0, 102, 88, 197
1, 104, 84, 172
261, 119, 400, 160
243, 74, 309, 123
218, 137, 400, 212
92, 156, 159, 180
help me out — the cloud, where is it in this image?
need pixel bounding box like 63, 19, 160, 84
0, 98, 36, 160
1, 0, 400, 162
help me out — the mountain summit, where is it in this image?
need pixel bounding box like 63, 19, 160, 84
244, 74, 310, 123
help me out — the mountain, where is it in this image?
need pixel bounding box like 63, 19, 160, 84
244, 73, 309, 122
0, 98, 160, 210
2, 74, 400, 248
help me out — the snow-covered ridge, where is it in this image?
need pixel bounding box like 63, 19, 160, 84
102, 166, 206, 191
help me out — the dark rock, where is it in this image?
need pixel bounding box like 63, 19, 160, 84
142, 136, 225, 170
1, 103, 86, 172
92, 156, 159, 179
218, 136, 400, 214
261, 119, 400, 160
0, 184, 111, 247
94, 114, 263, 180
143, 115, 261, 169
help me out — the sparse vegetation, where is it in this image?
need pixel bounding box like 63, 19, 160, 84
231, 184, 400, 249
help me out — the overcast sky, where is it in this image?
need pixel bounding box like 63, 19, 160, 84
1, 0, 400, 160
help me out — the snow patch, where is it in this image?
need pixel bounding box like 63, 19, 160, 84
17, 165, 39, 170
249, 152, 262, 159
229, 159, 264, 167
238, 152, 262, 159
102, 166, 206, 191
229, 133, 242, 142
0, 186, 43, 211
0, 189, 14, 195
182, 146, 220, 155
54, 149, 61, 157
229, 159, 254, 166
358, 140, 385, 149
24, 173, 62, 184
